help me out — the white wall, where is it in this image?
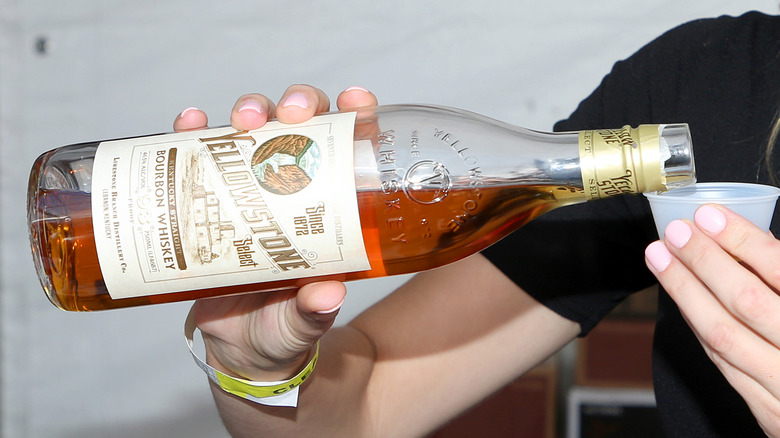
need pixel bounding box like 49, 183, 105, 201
1, 1, 777, 436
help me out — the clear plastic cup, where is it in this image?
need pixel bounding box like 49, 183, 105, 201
644, 182, 780, 238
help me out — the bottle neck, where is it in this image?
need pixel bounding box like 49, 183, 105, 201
352, 105, 695, 199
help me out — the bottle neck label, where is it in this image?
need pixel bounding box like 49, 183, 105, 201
579, 125, 662, 200
91, 112, 369, 299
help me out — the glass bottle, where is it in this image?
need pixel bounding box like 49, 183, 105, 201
27, 104, 695, 311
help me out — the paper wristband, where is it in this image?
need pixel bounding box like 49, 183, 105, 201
185, 308, 319, 407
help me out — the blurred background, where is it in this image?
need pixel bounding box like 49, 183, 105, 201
1, 1, 778, 437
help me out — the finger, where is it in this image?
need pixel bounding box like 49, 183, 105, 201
286, 281, 347, 340
173, 107, 208, 132
690, 322, 780, 433
191, 293, 267, 335
230, 93, 276, 131
706, 343, 780, 431
297, 280, 347, 315
337, 86, 380, 141
336, 86, 378, 110
687, 206, 780, 346
275, 84, 331, 124
646, 223, 780, 398
674, 297, 780, 431
694, 204, 780, 292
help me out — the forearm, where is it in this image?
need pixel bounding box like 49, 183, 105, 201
207, 255, 580, 437
352, 255, 581, 436
208, 325, 376, 437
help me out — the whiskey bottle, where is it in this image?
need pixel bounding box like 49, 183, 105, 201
27, 104, 695, 311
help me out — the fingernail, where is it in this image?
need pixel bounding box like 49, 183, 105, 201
665, 220, 692, 248
179, 106, 199, 118
237, 100, 264, 115
694, 204, 727, 234
281, 92, 309, 109
344, 86, 369, 93
315, 298, 345, 315
645, 241, 672, 272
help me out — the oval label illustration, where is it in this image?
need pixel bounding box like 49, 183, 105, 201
251, 134, 321, 195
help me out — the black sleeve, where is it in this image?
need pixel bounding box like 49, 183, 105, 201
482, 194, 658, 335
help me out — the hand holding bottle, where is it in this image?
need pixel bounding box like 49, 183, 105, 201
177, 85, 377, 383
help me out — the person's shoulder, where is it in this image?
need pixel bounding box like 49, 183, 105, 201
677, 11, 777, 26
656, 11, 780, 47
622, 11, 780, 71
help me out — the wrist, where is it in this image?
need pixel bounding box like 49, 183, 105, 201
204, 341, 317, 383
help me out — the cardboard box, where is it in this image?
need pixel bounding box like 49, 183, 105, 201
576, 317, 654, 388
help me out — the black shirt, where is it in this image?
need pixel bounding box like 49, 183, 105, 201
483, 11, 780, 437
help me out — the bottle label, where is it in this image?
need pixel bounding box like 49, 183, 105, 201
91, 112, 370, 299
579, 125, 661, 200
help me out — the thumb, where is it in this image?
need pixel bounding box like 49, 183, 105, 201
192, 283, 347, 377
287, 281, 347, 342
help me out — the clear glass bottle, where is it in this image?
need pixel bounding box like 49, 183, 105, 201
27, 104, 695, 311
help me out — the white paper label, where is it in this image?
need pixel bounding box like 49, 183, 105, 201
91, 112, 369, 299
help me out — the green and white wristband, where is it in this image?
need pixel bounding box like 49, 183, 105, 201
185, 309, 319, 407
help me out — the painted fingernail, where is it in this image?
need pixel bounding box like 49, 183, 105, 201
645, 241, 672, 272
281, 92, 309, 109
694, 204, 727, 234
315, 298, 345, 315
237, 100, 264, 115
344, 86, 369, 93
179, 106, 199, 118
665, 220, 692, 248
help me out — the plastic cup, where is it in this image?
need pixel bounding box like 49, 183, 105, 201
644, 182, 780, 238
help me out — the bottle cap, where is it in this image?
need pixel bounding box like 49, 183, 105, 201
657, 123, 696, 190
